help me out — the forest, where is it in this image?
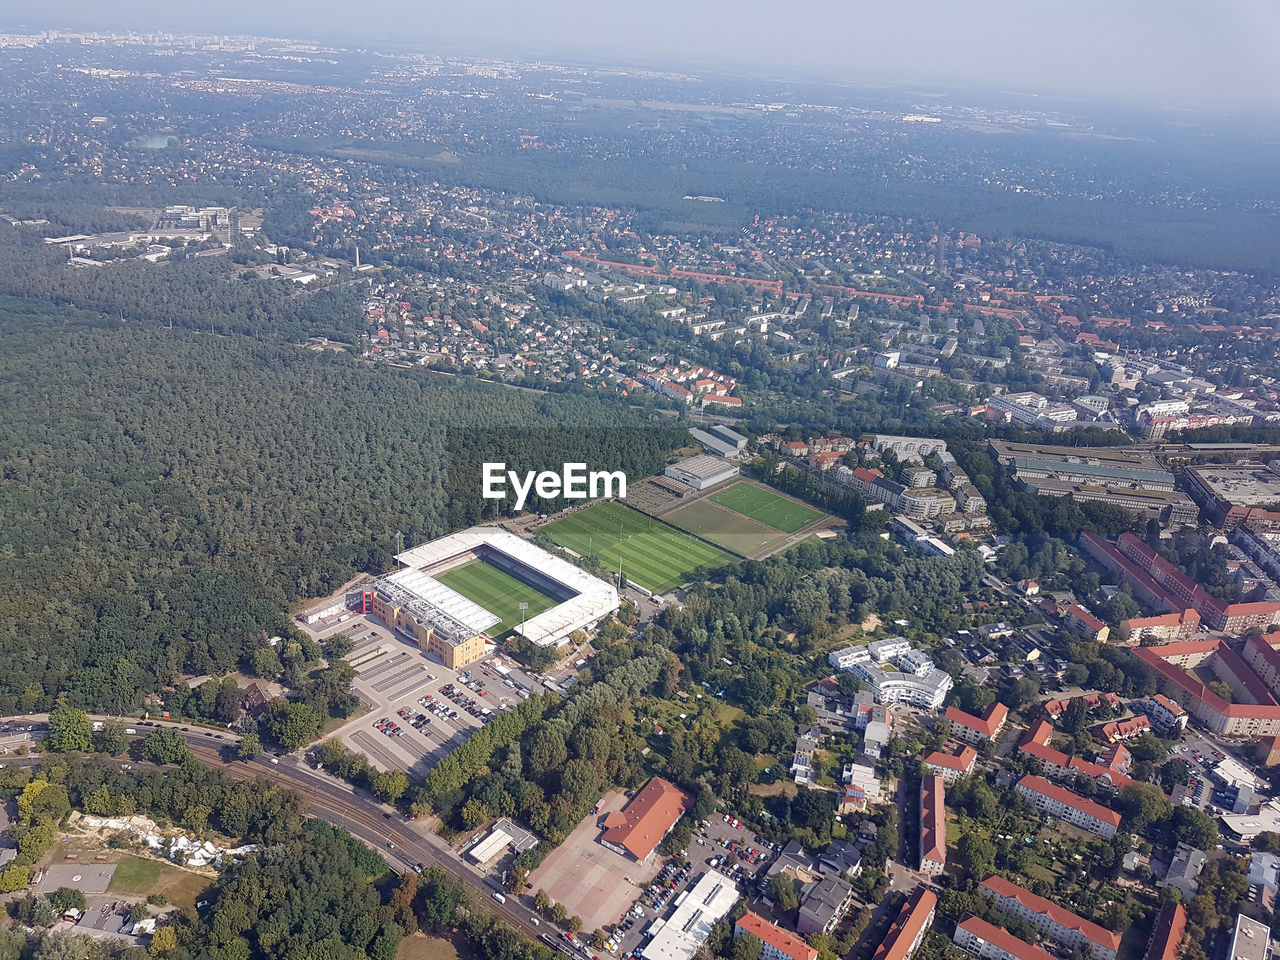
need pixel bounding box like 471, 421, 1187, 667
0, 758, 549, 960
0, 309, 685, 712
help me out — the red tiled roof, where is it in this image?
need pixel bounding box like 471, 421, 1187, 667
980, 876, 1121, 953
924, 746, 977, 772
601, 778, 691, 860
1016, 775, 1122, 828
945, 702, 1008, 738
736, 912, 817, 960
957, 916, 1056, 960
1143, 901, 1185, 960
872, 887, 937, 960
920, 775, 946, 867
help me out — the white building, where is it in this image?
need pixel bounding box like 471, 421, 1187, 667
869, 637, 912, 662
1014, 775, 1121, 838
642, 871, 739, 960
852, 660, 953, 709
828, 646, 871, 671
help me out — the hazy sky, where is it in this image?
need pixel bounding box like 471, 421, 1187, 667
8, 0, 1280, 109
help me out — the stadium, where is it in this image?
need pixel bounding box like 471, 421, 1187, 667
363, 527, 620, 668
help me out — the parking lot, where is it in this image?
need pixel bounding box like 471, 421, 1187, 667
529, 790, 666, 934
307, 611, 546, 776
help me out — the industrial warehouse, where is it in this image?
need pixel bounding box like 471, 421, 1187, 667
363, 526, 620, 668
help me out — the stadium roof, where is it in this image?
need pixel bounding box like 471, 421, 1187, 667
396, 527, 619, 647
375, 567, 500, 645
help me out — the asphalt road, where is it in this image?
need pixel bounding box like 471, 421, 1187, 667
1, 715, 544, 941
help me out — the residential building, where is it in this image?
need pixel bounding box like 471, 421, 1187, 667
945, 702, 1009, 743
919, 775, 946, 876
871, 887, 937, 960
1015, 775, 1121, 838
954, 916, 1055, 960
1142, 901, 1186, 960
924, 746, 978, 784
735, 912, 817, 960
1164, 843, 1206, 899
828, 645, 871, 671
798, 875, 854, 936
1092, 716, 1152, 743
979, 876, 1121, 960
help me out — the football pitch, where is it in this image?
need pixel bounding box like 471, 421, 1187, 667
434, 561, 557, 638
708, 481, 824, 533
542, 501, 735, 594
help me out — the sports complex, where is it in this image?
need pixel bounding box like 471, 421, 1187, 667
541, 501, 734, 595
364, 527, 620, 667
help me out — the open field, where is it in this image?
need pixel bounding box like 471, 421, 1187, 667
435, 560, 557, 638
541, 501, 735, 593
397, 934, 463, 960
708, 481, 824, 533
663, 498, 789, 557
106, 856, 211, 908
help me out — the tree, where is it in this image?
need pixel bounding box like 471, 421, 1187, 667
262, 698, 323, 750
535, 889, 551, 915
768, 876, 800, 912
1119, 782, 1172, 830
94, 721, 130, 756
148, 927, 179, 957
238, 733, 264, 761
46, 706, 93, 753
373, 770, 410, 804
140, 729, 191, 765
551, 903, 569, 927
568, 916, 583, 936
956, 831, 996, 880
0, 865, 31, 893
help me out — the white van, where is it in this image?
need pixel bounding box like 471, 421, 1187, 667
492, 893, 506, 904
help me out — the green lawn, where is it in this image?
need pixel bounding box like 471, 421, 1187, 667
434, 561, 558, 638
708, 482, 825, 533
107, 856, 211, 908
664, 498, 790, 558
542, 501, 735, 594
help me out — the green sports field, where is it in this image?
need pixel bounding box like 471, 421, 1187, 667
708, 481, 824, 533
542, 501, 735, 594
664, 498, 790, 558
434, 560, 558, 638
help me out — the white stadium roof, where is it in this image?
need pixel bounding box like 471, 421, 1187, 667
377, 567, 501, 645
395, 527, 619, 647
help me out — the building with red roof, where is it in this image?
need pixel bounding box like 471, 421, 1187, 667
1132, 641, 1280, 736
872, 887, 937, 960
919, 775, 946, 876
1142, 901, 1186, 960
980, 875, 1121, 960
1065, 604, 1109, 642
923, 746, 978, 784
600, 778, 692, 862
1014, 775, 1121, 838
945, 702, 1008, 743
735, 912, 817, 960
954, 915, 1056, 960
1092, 716, 1152, 743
